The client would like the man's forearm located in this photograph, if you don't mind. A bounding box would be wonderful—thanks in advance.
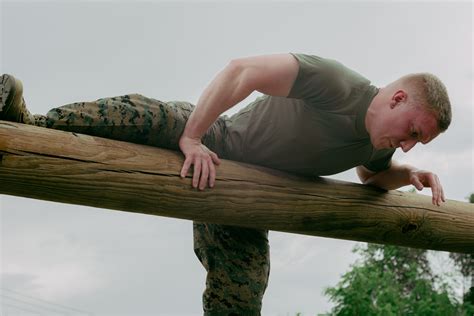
[182,60,254,139]
[364,161,417,190]
[360,160,445,205]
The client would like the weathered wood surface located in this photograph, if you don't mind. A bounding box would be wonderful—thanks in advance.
[0,121,473,253]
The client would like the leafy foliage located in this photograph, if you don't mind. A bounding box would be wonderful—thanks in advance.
[324,244,467,315]
[449,192,474,309]
[468,193,474,204]
[322,192,474,315]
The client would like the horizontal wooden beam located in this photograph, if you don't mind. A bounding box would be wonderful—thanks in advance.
[0,121,473,253]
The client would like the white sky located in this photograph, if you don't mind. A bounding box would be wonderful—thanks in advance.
[1,1,473,316]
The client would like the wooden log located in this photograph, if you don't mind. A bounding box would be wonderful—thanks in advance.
[0,121,473,253]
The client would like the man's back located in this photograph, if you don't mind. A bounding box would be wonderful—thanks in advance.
[224,53,395,176]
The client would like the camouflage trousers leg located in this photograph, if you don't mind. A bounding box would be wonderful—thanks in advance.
[34,94,224,151]
[33,94,270,315]
[194,224,270,316]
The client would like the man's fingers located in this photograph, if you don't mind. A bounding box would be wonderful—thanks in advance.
[180,147,219,190]
[436,176,442,206]
[438,176,445,202]
[430,177,438,206]
[199,160,209,190]
[431,186,439,206]
[193,158,202,188]
[412,177,424,191]
[210,152,221,165]
[434,175,442,206]
[411,171,445,206]
[180,157,192,178]
[209,160,216,188]
[435,175,445,205]
[429,175,442,206]
[429,176,437,205]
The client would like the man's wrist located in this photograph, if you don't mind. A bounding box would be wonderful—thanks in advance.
[181,130,202,140]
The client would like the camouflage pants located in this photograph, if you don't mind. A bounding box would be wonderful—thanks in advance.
[34,94,270,315]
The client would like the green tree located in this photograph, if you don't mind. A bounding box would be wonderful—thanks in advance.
[449,192,474,311]
[323,189,474,315]
[324,243,462,315]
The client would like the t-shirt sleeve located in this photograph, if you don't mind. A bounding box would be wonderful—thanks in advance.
[287,53,350,105]
[363,148,396,172]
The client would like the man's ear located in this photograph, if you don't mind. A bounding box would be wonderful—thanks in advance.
[390,90,407,108]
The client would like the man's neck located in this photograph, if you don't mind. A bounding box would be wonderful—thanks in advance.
[365,86,384,134]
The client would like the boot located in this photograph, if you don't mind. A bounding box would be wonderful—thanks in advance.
[0,74,35,124]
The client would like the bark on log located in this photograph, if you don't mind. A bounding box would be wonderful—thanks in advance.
[0,121,473,253]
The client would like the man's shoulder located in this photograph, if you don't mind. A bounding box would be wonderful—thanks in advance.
[291,53,370,83]
[288,52,372,106]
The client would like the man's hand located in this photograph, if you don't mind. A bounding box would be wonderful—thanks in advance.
[179,135,221,190]
[409,169,446,206]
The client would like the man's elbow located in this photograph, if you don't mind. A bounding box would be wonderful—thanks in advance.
[356,166,374,184]
[226,59,256,94]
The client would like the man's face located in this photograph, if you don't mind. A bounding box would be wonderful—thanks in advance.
[370,102,440,152]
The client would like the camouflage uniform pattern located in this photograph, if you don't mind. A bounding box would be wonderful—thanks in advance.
[33,94,270,315]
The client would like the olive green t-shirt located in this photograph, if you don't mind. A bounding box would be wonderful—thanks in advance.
[223,53,395,176]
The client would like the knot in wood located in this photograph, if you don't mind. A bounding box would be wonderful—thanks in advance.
[402,222,419,234]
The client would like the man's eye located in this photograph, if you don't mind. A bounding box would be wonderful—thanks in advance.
[411,131,419,139]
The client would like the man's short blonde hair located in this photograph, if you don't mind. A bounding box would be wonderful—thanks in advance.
[399,73,452,132]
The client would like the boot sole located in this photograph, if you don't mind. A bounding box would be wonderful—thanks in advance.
[0,74,24,119]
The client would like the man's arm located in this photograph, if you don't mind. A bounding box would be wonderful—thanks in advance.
[179,54,300,190]
[356,162,446,206]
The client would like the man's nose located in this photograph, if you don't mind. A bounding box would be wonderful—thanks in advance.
[400,139,417,152]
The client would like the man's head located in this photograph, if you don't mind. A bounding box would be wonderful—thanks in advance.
[366,73,452,152]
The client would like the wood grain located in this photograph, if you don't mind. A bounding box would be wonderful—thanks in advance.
[1,121,473,253]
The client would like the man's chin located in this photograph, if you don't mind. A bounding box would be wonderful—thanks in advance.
[371,140,381,149]
[372,142,389,150]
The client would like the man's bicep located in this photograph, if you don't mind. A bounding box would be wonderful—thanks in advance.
[232,53,299,97]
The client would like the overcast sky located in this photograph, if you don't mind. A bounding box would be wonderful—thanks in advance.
[1,1,473,316]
